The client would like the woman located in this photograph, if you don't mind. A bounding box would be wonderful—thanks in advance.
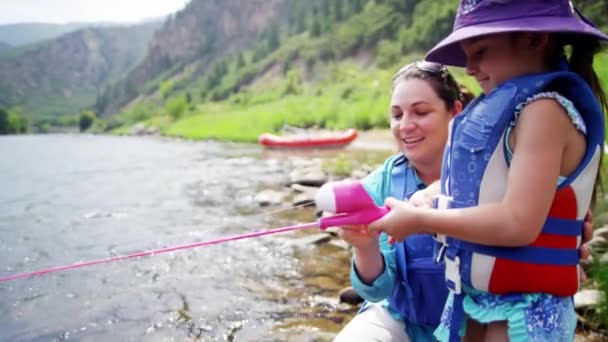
[334,61,473,342]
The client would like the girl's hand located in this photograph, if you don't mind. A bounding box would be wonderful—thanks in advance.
[368,197,422,242]
[340,225,378,251]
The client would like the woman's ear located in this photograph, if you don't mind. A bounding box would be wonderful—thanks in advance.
[452,100,463,117]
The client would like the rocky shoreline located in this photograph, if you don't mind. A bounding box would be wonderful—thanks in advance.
[254,153,607,340]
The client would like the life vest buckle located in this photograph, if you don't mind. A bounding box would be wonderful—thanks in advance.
[445,255,462,294]
[435,242,447,264]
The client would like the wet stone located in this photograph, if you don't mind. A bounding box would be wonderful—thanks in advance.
[593,226,608,240]
[254,189,288,206]
[289,234,332,247]
[339,286,364,305]
[289,168,328,187]
[574,289,602,310]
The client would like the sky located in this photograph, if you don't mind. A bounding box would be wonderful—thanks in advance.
[0,0,191,25]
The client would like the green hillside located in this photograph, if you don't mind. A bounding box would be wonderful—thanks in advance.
[98,0,606,143]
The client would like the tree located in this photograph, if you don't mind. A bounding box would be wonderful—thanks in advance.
[334,0,344,21]
[321,0,331,18]
[0,108,8,134]
[267,24,280,51]
[79,111,96,132]
[351,0,365,14]
[8,107,27,133]
[236,52,246,68]
[310,16,322,37]
[252,43,268,63]
[295,10,307,34]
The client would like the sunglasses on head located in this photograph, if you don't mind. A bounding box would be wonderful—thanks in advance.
[392,60,448,81]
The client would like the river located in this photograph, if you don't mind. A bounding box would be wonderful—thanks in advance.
[0,134,393,342]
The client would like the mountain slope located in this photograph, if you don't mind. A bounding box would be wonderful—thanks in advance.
[0,22,92,47]
[97,0,287,115]
[0,21,161,119]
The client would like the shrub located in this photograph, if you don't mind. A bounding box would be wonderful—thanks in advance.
[166,95,188,120]
[159,80,174,99]
[376,40,401,69]
[79,111,96,132]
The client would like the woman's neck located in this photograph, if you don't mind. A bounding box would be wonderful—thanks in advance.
[412,161,442,186]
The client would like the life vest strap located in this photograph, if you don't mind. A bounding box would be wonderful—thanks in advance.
[457,241,579,265]
[437,197,581,266]
[541,217,583,236]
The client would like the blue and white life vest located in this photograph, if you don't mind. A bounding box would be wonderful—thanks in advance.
[385,154,449,327]
[434,72,604,341]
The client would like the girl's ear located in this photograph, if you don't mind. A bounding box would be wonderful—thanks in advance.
[528,33,550,51]
[452,100,463,117]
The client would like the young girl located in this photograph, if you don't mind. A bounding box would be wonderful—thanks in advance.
[368,1,608,341]
[334,61,473,342]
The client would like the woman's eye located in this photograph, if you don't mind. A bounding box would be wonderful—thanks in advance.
[415,111,429,116]
[392,112,402,120]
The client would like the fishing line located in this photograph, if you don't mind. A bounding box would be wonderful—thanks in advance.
[0,200,315,283]
[0,180,388,283]
[0,221,319,283]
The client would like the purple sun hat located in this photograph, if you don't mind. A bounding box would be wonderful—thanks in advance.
[425,0,608,67]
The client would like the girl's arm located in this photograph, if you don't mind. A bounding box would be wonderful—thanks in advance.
[371,99,579,246]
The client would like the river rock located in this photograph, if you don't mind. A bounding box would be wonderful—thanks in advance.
[599,252,608,264]
[289,233,332,247]
[339,286,364,305]
[324,227,341,237]
[587,236,608,253]
[574,289,602,310]
[129,123,160,136]
[291,183,320,192]
[288,168,327,187]
[593,226,608,240]
[292,185,318,207]
[254,189,287,206]
[292,192,316,207]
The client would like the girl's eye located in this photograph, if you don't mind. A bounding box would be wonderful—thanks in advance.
[474,47,486,58]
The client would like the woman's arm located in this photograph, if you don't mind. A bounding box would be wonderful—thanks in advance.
[350,233,397,302]
[346,166,398,300]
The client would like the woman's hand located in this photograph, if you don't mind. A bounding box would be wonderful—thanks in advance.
[580,209,594,282]
[409,181,440,208]
[341,225,384,284]
[340,225,378,251]
[368,197,423,242]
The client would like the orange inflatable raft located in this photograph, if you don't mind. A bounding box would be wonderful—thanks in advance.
[258,128,358,148]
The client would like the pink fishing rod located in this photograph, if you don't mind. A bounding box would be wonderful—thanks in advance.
[0,180,388,283]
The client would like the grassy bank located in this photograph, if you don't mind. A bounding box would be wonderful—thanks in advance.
[127,52,607,143]
[164,61,398,142]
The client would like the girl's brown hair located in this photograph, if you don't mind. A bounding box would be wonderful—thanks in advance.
[547,33,607,206]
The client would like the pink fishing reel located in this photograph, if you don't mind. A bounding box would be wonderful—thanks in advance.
[315,180,390,230]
